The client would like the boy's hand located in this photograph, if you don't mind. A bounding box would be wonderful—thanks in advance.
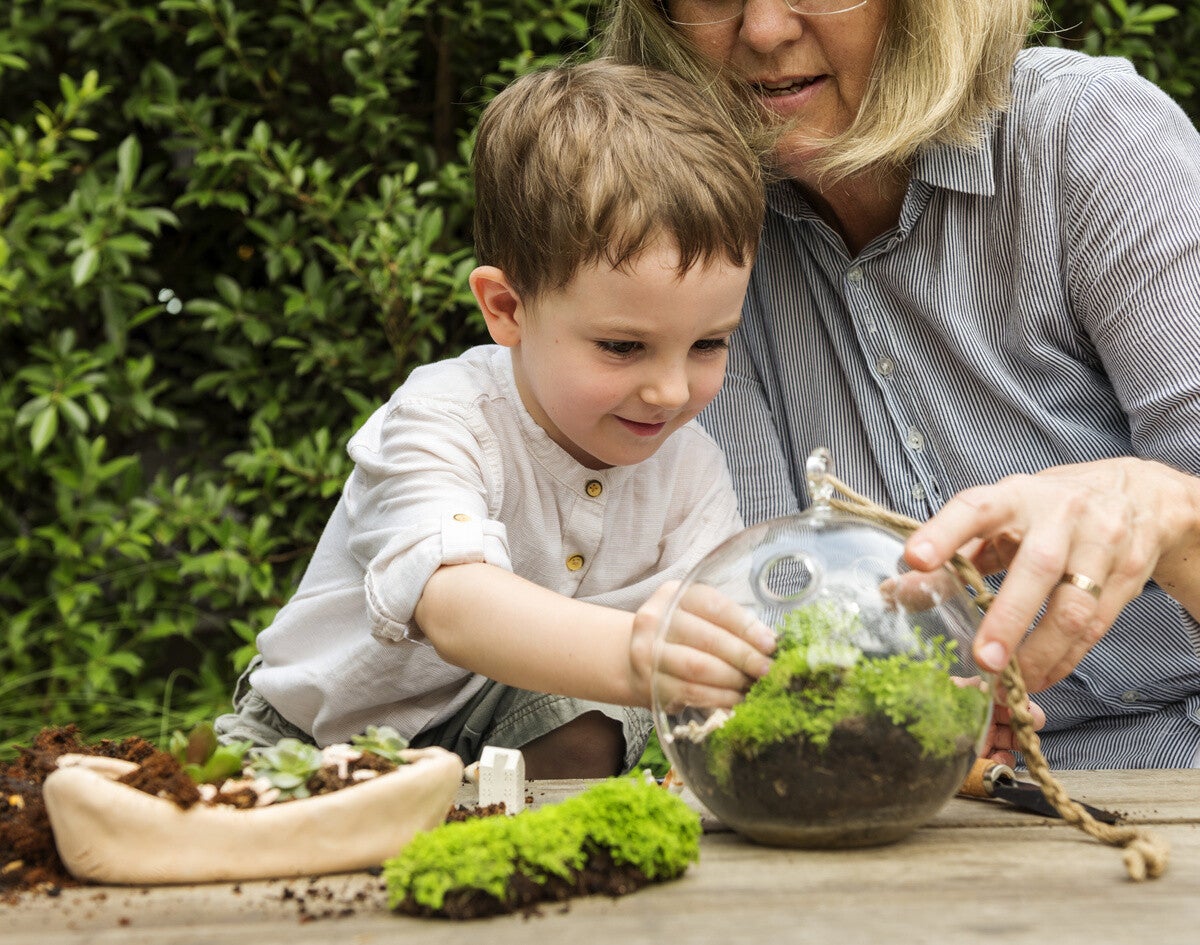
[982,689,1047,768]
[630,582,776,713]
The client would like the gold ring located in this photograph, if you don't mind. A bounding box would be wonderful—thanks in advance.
[1060,572,1102,599]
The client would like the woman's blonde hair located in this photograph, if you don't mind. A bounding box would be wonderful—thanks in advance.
[596,0,1035,180]
[473,58,764,303]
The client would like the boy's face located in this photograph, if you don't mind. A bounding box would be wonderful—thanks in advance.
[499,241,750,469]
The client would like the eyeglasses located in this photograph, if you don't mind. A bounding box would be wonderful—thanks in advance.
[664,0,869,27]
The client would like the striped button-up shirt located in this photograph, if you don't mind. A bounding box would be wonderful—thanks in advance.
[701,46,1200,768]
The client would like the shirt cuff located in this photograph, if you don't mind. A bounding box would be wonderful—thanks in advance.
[366,512,511,643]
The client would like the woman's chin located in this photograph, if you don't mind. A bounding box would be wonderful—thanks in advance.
[774,138,832,178]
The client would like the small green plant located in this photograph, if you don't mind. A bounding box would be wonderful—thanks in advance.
[351,725,410,765]
[383,776,701,915]
[635,730,671,780]
[705,603,990,786]
[249,737,324,799]
[167,721,251,785]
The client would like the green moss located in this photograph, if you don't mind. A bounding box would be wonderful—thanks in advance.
[383,776,701,913]
[706,602,990,786]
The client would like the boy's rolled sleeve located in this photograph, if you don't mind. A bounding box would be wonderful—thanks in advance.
[365,512,512,643]
[347,397,513,643]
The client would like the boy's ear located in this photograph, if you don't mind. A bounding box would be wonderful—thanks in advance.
[470,266,524,347]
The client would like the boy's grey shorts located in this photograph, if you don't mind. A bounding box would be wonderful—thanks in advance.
[214,658,653,774]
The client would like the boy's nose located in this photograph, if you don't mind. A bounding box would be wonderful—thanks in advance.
[641,366,690,410]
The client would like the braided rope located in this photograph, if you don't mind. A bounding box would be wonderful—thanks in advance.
[825,474,1169,881]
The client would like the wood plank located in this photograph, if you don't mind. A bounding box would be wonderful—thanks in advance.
[5,771,1197,945]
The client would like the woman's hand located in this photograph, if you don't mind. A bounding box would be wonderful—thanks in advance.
[905,457,1200,693]
[630,582,776,712]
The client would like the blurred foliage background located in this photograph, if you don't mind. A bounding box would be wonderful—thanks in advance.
[2,0,1197,757]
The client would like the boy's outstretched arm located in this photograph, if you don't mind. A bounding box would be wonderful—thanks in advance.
[413,563,774,709]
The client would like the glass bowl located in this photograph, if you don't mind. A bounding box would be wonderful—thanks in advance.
[652,450,992,848]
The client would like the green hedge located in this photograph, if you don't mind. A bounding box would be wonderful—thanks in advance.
[2,0,1196,755]
[0,0,596,753]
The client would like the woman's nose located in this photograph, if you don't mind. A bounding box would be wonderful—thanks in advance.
[738,0,807,54]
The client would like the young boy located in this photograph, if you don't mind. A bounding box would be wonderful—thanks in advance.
[215,59,773,778]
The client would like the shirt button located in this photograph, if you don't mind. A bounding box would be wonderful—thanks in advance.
[452,513,470,522]
[911,483,926,501]
[846,267,864,285]
[906,428,925,451]
[585,480,603,498]
[875,356,895,377]
[1120,690,1140,704]
[566,554,585,572]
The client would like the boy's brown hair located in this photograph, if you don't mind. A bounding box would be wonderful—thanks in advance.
[472,58,764,303]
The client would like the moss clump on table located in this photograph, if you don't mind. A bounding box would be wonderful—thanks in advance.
[383,775,701,919]
[707,603,989,787]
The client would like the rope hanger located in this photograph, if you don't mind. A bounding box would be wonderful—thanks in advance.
[819,466,1169,882]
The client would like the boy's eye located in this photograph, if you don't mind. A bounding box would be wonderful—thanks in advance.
[693,338,729,353]
[596,340,642,356]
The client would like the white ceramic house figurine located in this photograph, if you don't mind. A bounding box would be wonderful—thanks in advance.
[474,746,525,814]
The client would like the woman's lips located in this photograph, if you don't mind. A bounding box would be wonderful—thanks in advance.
[753,75,825,114]
[617,417,667,437]
[756,75,820,96]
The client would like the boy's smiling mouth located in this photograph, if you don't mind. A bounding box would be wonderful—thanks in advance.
[617,417,668,437]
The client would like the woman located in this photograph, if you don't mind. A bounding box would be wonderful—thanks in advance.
[600,0,1200,767]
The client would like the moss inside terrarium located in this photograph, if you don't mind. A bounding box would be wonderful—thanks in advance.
[705,602,989,788]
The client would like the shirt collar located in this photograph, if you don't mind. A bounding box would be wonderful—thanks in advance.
[765,117,999,221]
[911,118,998,196]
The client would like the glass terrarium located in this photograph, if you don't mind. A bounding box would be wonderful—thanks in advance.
[652,449,992,848]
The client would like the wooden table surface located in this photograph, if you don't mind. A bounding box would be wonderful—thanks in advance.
[6,769,1199,945]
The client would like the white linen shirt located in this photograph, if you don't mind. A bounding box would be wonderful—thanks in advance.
[251,344,744,746]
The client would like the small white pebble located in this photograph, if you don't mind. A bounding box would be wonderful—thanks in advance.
[671,708,732,743]
[321,744,362,781]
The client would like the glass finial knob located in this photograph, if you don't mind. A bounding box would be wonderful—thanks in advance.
[805,447,835,508]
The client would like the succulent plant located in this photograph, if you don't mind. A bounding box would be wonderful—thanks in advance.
[351,725,411,765]
[250,738,324,799]
[168,722,252,785]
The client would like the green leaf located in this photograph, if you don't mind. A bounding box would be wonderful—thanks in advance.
[30,408,59,454]
[72,248,100,287]
[59,398,90,432]
[116,135,142,193]
[1139,5,1180,23]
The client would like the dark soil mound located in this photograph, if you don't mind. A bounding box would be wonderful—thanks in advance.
[1,726,159,899]
[676,712,973,848]
[392,846,650,920]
